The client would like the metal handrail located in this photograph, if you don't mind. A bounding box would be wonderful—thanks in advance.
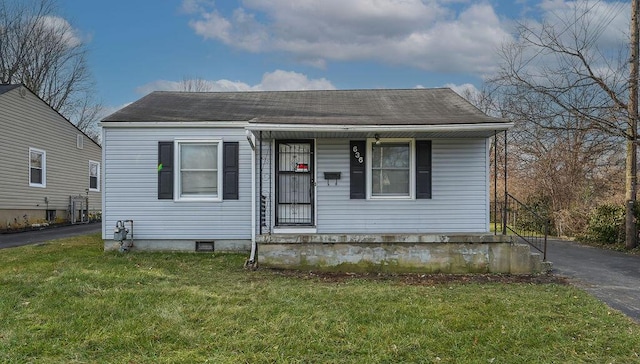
[506,193,547,221]
[499,194,550,261]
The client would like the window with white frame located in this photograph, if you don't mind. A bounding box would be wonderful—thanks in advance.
[368,139,413,198]
[176,141,221,200]
[29,148,46,187]
[89,161,100,191]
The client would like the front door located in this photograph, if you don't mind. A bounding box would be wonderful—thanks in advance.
[275,140,314,226]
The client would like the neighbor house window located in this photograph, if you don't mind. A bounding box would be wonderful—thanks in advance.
[89,161,100,191]
[176,141,222,201]
[29,148,46,187]
[367,139,413,199]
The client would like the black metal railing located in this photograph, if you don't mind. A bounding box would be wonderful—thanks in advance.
[493,194,550,261]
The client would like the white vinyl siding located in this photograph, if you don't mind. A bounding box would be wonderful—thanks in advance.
[313,138,489,233]
[102,127,251,240]
[29,147,46,187]
[105,130,490,240]
[256,137,489,235]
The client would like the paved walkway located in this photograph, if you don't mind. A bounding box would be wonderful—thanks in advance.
[0,222,101,249]
[547,239,640,322]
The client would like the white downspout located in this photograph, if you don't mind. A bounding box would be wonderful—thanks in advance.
[247,130,257,266]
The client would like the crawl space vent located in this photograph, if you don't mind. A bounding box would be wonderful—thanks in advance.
[195,241,215,252]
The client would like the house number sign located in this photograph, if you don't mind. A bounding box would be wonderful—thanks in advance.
[352,145,363,164]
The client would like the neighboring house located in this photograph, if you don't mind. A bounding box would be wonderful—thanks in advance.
[0,84,102,230]
[102,89,545,273]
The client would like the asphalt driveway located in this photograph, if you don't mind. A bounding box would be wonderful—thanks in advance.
[0,222,101,249]
[547,239,640,322]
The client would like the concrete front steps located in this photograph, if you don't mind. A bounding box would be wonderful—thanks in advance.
[258,233,551,274]
[530,251,553,274]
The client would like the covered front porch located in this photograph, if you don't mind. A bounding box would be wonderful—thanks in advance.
[257,233,548,274]
[248,126,505,237]
[239,89,518,272]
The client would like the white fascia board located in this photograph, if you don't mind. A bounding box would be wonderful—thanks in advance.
[100,120,249,128]
[100,120,514,132]
[245,122,514,133]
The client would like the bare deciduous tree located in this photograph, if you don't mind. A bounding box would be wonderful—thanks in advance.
[0,0,102,141]
[72,92,103,141]
[179,76,215,92]
[491,0,635,245]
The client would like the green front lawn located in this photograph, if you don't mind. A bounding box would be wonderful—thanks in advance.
[1,234,639,363]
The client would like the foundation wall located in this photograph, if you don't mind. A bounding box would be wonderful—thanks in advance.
[258,234,541,274]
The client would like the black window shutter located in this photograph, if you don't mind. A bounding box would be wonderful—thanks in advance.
[416,140,432,199]
[223,142,239,200]
[350,140,366,199]
[158,142,174,199]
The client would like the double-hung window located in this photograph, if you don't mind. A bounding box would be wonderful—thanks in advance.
[176,141,222,201]
[367,139,414,199]
[29,148,46,187]
[351,138,430,200]
[89,161,100,191]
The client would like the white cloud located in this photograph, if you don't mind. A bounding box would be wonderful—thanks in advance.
[507,1,629,86]
[537,0,628,47]
[444,82,479,97]
[38,16,84,47]
[184,0,513,75]
[189,10,233,43]
[135,79,251,95]
[184,0,630,77]
[257,70,334,90]
[503,0,629,43]
[135,70,336,95]
[100,102,132,119]
[180,0,215,14]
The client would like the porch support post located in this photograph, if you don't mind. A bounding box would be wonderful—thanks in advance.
[494,130,498,235]
[259,131,263,235]
[249,131,257,263]
[502,130,508,235]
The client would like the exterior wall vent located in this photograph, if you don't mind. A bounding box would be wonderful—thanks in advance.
[195,241,215,252]
[77,134,84,149]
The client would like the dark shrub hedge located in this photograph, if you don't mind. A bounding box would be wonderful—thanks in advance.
[580,204,626,245]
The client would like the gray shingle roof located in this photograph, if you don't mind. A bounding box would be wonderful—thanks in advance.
[0,84,21,96]
[103,88,507,125]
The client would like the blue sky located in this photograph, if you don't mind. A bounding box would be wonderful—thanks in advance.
[55,0,629,115]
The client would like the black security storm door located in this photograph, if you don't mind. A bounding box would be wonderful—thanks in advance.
[275,140,314,226]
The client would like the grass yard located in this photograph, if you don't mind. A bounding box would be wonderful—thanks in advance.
[1,234,639,363]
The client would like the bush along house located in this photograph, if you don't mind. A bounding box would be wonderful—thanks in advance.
[101,88,546,273]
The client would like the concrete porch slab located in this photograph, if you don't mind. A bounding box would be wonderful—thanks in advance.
[257,233,512,245]
[257,233,541,274]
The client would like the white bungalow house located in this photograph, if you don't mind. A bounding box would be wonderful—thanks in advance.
[101,88,543,273]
